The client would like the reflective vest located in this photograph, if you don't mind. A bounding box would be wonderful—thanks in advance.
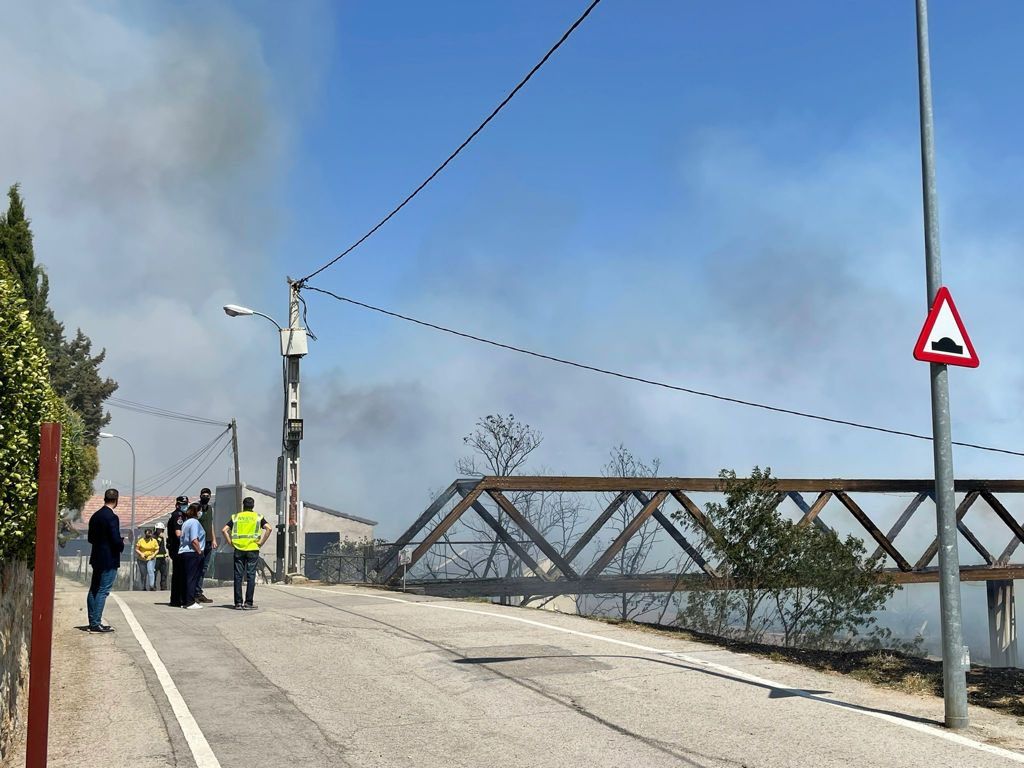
[230,511,262,551]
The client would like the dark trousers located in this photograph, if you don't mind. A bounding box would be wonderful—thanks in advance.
[170,554,184,606]
[155,557,168,590]
[180,551,203,607]
[198,541,214,593]
[233,550,260,606]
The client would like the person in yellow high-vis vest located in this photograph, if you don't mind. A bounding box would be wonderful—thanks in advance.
[221,497,272,610]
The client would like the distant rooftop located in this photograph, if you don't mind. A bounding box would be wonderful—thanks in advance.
[76,495,177,531]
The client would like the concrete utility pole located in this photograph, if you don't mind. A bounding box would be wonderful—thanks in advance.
[914,0,968,729]
[230,416,242,510]
[282,279,307,576]
[223,301,301,580]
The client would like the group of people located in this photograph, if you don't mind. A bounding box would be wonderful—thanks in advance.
[165,488,219,608]
[132,524,168,590]
[86,487,275,633]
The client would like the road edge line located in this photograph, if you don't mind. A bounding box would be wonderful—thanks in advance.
[112,594,222,768]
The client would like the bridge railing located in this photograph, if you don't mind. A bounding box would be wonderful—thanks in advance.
[372,477,1024,598]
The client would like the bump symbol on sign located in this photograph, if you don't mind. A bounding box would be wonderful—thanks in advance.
[913,286,979,368]
[931,337,963,355]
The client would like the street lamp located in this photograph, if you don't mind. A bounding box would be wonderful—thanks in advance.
[99,432,136,591]
[223,299,300,582]
[223,303,283,330]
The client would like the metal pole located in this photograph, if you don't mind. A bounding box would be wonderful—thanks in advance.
[129,440,136,591]
[915,0,968,729]
[104,433,138,590]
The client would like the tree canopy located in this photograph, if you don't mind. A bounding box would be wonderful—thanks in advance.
[0,184,114,557]
[0,185,117,442]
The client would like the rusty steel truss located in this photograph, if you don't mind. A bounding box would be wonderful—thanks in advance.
[373,477,1024,598]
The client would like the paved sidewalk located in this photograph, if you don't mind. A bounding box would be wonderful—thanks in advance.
[3,580,178,768]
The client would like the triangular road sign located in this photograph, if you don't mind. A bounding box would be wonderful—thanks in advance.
[913,286,979,367]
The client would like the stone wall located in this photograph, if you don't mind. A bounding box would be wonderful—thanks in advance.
[0,561,31,765]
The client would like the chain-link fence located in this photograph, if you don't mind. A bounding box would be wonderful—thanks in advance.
[302,552,374,584]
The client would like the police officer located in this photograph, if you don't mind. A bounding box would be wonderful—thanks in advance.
[167,495,188,607]
[221,497,272,610]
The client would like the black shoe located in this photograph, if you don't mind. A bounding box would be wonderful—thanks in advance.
[197,594,213,604]
[243,604,256,611]
[88,625,114,633]
[234,604,243,610]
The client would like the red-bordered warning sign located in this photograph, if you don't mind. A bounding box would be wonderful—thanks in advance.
[913,286,979,367]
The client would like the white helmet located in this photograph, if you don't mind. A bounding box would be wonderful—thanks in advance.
[154,522,166,531]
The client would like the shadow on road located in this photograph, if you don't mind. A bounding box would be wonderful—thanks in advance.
[454,653,942,726]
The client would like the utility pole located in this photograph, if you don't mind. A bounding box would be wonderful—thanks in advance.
[282,279,307,577]
[230,417,242,510]
[915,0,968,729]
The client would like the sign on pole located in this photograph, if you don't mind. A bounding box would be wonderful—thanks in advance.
[913,286,979,368]
[399,547,412,593]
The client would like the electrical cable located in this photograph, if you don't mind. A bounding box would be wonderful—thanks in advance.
[302,285,1024,458]
[136,430,231,495]
[137,439,223,493]
[138,441,229,497]
[298,292,318,342]
[174,437,234,499]
[295,0,604,284]
[107,397,228,427]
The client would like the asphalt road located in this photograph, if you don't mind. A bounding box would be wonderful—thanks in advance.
[23,581,1024,768]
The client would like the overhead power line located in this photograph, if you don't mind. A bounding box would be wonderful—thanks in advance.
[137,432,224,491]
[302,285,1024,458]
[107,397,228,427]
[296,0,604,285]
[174,438,234,499]
[136,429,231,495]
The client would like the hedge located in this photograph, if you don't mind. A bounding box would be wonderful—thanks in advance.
[0,265,91,563]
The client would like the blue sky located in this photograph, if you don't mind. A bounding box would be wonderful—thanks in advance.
[3,1,1024,538]
[282,0,1023,292]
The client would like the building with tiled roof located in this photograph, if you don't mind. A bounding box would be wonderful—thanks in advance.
[75,495,179,533]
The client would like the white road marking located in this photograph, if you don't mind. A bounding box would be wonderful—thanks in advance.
[112,595,222,768]
[280,585,1024,764]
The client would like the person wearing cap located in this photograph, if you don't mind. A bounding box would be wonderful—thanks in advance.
[135,528,159,591]
[221,496,272,610]
[153,522,169,590]
[194,487,217,604]
[167,495,189,607]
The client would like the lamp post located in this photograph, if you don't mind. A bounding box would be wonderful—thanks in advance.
[224,287,308,581]
[914,0,968,729]
[99,432,136,591]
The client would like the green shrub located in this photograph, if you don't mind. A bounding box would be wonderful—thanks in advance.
[0,266,53,562]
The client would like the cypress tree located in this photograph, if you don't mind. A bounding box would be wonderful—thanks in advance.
[0,184,117,442]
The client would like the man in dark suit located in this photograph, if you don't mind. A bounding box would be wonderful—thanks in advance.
[87,488,124,633]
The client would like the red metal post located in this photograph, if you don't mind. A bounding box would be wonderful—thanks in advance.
[25,422,61,768]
